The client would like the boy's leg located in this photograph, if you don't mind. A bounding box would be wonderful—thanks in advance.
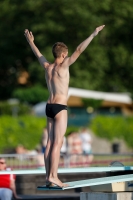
[44,117,54,184]
[48,110,67,187]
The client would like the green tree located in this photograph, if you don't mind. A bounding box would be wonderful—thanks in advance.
[0,0,133,101]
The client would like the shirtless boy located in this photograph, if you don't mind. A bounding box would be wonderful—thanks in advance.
[24,25,105,187]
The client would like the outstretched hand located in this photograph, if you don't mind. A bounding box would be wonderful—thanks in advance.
[93,25,105,37]
[24,29,34,43]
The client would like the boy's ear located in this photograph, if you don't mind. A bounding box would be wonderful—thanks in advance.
[61,53,65,58]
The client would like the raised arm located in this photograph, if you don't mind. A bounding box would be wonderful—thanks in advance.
[24,29,49,68]
[65,25,105,67]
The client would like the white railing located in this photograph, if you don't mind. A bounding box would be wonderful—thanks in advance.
[0,153,133,170]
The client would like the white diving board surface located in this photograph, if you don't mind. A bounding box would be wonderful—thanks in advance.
[0,166,133,175]
[37,174,133,190]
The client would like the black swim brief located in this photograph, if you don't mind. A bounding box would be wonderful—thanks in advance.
[45,103,67,119]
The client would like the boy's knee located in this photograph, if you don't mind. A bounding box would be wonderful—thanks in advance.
[54,139,63,147]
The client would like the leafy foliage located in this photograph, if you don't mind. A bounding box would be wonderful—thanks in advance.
[0,101,31,115]
[82,98,103,109]
[0,115,46,153]
[0,0,133,101]
[13,85,49,104]
[90,115,133,148]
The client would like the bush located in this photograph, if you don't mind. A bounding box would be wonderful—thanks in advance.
[0,101,31,116]
[0,115,47,153]
[90,115,133,148]
[12,85,49,104]
[81,98,103,109]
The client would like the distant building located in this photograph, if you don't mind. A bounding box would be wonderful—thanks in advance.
[67,87,133,116]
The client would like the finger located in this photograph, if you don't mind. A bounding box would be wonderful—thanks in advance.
[101,25,105,29]
[98,25,105,31]
[24,29,29,34]
[24,32,30,38]
[27,31,30,37]
[30,32,34,37]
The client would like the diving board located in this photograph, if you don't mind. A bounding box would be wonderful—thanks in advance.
[37,174,133,190]
[0,166,133,175]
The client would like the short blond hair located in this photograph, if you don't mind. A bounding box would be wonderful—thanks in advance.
[52,42,68,58]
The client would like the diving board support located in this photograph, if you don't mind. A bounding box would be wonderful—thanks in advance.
[37,174,133,190]
[80,192,133,200]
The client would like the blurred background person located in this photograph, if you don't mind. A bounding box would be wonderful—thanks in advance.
[35,145,44,168]
[60,136,67,167]
[60,136,67,156]
[41,127,48,153]
[79,127,93,166]
[15,144,27,155]
[68,132,82,167]
[0,158,20,200]
[15,144,27,161]
[15,144,37,162]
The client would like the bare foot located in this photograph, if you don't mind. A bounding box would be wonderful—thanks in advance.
[46,180,51,187]
[62,183,69,187]
[46,181,57,187]
[48,177,69,188]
